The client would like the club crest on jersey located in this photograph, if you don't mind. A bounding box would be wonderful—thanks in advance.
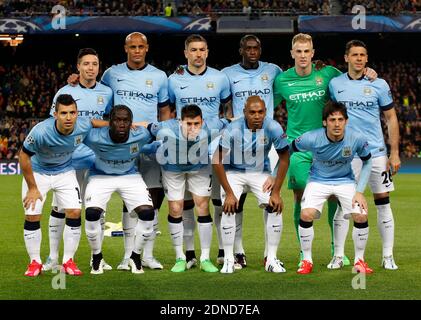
[146,79,153,87]
[97,95,104,105]
[74,135,83,146]
[363,87,372,96]
[261,73,269,82]
[26,135,35,145]
[259,135,269,145]
[130,143,139,154]
[315,77,323,86]
[342,146,352,157]
[206,82,214,90]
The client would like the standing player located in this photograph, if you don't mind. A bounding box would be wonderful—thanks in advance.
[329,40,400,270]
[273,33,373,265]
[221,34,282,268]
[293,101,373,274]
[20,94,107,276]
[43,48,113,272]
[147,105,226,273]
[213,96,289,274]
[83,105,155,274]
[100,32,170,270]
[168,34,231,269]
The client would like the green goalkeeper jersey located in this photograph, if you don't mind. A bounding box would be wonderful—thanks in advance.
[273,64,342,141]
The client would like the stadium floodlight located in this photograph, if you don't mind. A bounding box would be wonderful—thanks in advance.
[0,34,24,46]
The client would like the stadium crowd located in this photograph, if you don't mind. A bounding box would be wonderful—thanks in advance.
[341,0,421,15]
[1,0,332,17]
[0,59,420,160]
[2,0,421,17]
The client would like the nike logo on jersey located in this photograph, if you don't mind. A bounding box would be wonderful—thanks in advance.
[382,219,392,224]
[272,224,281,228]
[338,90,345,93]
[300,235,311,238]
[222,226,233,230]
[357,233,368,237]
[180,86,188,90]
[385,183,392,188]
[233,80,241,84]
[117,79,125,82]
[288,82,298,86]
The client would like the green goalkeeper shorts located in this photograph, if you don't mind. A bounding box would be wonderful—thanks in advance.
[287,151,312,190]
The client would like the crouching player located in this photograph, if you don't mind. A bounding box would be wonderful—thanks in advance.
[293,101,373,274]
[213,96,289,274]
[83,105,155,274]
[146,104,226,273]
[20,94,108,276]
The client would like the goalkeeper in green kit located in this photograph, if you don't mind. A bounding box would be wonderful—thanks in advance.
[273,33,377,266]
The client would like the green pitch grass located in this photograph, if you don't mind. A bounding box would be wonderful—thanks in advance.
[0,174,420,300]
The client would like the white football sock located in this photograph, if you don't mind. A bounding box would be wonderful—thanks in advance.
[299,225,314,263]
[168,220,185,260]
[134,219,154,254]
[197,220,213,261]
[234,211,245,254]
[263,209,268,257]
[62,220,81,263]
[352,226,369,264]
[85,219,102,255]
[122,210,137,260]
[183,208,195,252]
[100,211,106,243]
[333,206,349,257]
[266,211,283,261]
[142,209,158,260]
[213,204,223,250]
[376,202,394,257]
[24,226,42,263]
[221,213,236,263]
[48,214,65,260]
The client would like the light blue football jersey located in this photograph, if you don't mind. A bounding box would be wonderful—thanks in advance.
[23,117,93,174]
[84,127,153,176]
[168,66,231,123]
[101,63,169,122]
[329,73,394,158]
[50,82,113,170]
[222,61,282,119]
[293,127,371,184]
[220,117,288,172]
[149,118,228,172]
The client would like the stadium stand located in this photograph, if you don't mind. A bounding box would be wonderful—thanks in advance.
[1,0,332,17]
[340,0,421,15]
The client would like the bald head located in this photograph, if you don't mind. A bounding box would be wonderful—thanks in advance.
[125,32,149,69]
[245,96,266,110]
[125,32,147,45]
[244,96,266,130]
